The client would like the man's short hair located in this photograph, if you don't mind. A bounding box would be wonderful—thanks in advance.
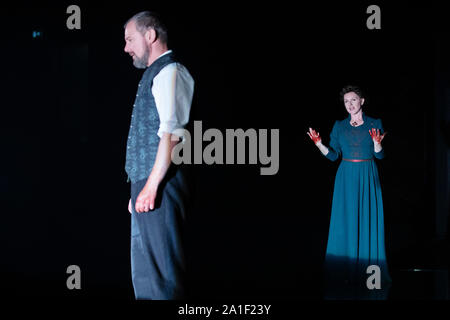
[124,11,168,44]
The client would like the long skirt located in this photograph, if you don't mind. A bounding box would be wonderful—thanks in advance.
[323,159,391,299]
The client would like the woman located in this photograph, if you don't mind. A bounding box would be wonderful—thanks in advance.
[307,85,391,298]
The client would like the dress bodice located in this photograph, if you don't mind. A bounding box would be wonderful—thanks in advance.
[324,113,385,161]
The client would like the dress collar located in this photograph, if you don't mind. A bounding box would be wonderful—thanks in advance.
[347,112,366,126]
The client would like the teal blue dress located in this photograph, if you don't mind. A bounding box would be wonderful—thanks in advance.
[322,112,391,298]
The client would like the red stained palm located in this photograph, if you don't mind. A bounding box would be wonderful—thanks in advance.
[307,128,322,145]
[369,128,387,144]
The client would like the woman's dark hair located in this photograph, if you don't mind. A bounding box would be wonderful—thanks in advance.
[124,11,169,44]
[340,85,364,102]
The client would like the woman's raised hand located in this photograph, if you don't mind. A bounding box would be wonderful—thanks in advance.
[369,128,387,144]
[307,128,322,145]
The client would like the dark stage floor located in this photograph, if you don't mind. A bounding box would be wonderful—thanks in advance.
[3,239,448,300]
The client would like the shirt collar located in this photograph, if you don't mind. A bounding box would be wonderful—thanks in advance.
[156,50,173,60]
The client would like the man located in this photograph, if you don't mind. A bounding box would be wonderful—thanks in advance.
[123,11,194,300]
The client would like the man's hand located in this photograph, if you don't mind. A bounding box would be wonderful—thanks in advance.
[135,179,159,213]
[131,132,179,214]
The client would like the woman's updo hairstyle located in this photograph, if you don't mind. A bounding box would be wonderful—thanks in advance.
[340,85,364,102]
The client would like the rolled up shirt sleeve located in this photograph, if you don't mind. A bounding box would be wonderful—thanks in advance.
[152,62,195,141]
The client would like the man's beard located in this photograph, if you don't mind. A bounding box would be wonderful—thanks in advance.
[133,47,150,69]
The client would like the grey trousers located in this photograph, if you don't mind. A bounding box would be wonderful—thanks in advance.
[130,166,189,299]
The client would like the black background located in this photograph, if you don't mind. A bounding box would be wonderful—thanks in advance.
[1,0,449,301]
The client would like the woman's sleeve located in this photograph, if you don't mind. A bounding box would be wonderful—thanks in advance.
[373,118,385,159]
[324,121,341,162]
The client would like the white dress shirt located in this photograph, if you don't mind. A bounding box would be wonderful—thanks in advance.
[151,50,194,141]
